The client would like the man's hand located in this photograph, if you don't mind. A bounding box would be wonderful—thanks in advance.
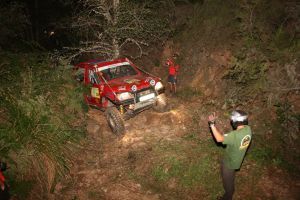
[208,112,217,126]
[208,112,224,142]
[0,182,5,191]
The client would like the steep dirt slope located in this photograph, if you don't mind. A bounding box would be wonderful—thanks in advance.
[53,99,188,200]
[52,96,300,200]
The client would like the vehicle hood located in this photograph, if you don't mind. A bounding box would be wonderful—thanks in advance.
[108,75,157,92]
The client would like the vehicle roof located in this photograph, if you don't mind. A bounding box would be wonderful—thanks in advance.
[77,58,131,69]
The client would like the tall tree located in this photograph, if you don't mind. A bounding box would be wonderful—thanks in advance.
[71,0,171,59]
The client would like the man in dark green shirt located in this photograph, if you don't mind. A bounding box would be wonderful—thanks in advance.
[208,110,252,200]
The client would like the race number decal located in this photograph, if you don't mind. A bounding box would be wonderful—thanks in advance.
[240,135,251,149]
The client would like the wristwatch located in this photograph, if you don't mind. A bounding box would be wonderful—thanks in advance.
[208,121,216,127]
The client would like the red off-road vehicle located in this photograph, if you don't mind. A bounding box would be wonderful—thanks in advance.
[74,58,167,135]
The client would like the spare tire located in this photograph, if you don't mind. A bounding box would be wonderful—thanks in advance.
[105,107,125,135]
[153,94,168,112]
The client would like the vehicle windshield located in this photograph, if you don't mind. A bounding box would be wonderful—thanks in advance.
[99,64,138,81]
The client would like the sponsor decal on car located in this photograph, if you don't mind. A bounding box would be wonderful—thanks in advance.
[124,79,140,84]
[118,86,126,91]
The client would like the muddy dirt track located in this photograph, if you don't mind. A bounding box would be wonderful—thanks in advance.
[53,98,190,200]
[53,97,300,200]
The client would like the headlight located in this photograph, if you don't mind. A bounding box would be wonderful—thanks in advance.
[117,92,134,101]
[154,81,163,90]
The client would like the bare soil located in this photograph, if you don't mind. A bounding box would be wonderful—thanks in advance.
[52,96,300,200]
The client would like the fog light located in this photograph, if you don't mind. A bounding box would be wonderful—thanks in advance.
[155,81,163,90]
[129,104,135,110]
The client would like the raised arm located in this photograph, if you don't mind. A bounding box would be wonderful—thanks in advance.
[208,112,224,142]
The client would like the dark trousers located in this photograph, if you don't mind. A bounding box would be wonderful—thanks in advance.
[0,184,10,200]
[221,161,235,200]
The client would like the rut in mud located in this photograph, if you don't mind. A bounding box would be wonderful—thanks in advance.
[53,98,188,200]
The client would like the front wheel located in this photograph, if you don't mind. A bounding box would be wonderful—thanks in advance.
[105,107,125,135]
[153,94,168,112]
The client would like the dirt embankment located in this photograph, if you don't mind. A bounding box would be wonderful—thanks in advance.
[52,94,300,200]
[53,99,188,200]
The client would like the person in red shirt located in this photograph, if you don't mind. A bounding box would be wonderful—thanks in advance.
[0,161,9,200]
[166,57,180,94]
[0,171,5,191]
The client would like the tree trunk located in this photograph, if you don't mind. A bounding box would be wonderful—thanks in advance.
[112,38,120,59]
[112,0,120,59]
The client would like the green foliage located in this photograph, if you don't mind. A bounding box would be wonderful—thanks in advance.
[177,0,236,49]
[248,145,274,165]
[6,174,33,198]
[248,102,300,174]
[177,0,298,92]
[274,101,300,148]
[224,53,268,86]
[0,53,86,197]
[273,25,294,50]
[150,139,223,198]
[87,190,105,199]
[234,0,299,62]
[176,86,203,100]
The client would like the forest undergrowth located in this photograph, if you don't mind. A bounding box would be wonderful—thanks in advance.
[173,0,300,174]
[0,53,86,199]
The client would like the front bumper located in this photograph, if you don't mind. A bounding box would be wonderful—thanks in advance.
[116,87,164,113]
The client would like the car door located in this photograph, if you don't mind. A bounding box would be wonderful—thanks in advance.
[84,69,103,107]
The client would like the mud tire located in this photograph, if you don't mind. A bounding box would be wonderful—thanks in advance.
[153,94,168,113]
[105,107,125,135]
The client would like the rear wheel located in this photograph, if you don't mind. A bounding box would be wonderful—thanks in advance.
[105,107,125,135]
[153,94,168,112]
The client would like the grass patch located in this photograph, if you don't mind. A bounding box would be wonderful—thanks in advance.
[87,190,105,199]
[176,86,203,100]
[6,172,34,199]
[149,139,223,198]
[0,53,86,198]
[248,146,274,165]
